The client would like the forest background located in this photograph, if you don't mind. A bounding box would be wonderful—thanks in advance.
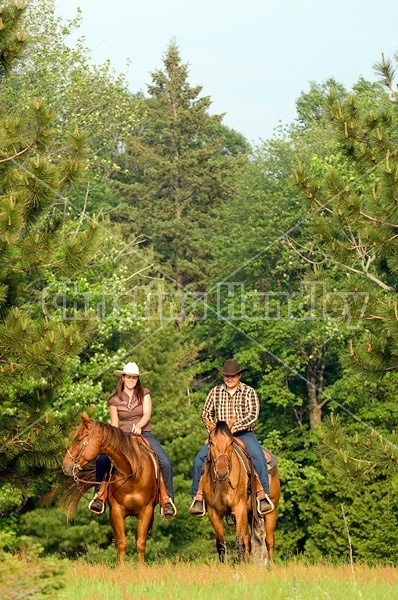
[1,0,398,570]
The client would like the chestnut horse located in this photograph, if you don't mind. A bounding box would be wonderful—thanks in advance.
[62,413,158,565]
[202,419,280,565]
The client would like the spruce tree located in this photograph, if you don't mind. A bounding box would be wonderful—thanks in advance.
[114,41,248,290]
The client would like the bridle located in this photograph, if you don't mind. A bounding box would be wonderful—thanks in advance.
[66,420,97,480]
[209,440,233,482]
[65,420,133,489]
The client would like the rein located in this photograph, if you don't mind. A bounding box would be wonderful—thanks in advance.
[72,470,133,488]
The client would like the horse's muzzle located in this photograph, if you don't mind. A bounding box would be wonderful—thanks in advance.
[215,469,230,481]
[62,461,73,476]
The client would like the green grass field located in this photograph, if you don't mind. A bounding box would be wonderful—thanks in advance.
[1,554,398,599]
[57,561,398,600]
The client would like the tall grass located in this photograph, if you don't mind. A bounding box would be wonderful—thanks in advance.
[57,561,398,600]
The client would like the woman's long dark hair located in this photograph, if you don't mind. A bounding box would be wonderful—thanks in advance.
[109,376,145,404]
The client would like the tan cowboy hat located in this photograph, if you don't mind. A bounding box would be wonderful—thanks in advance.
[217,359,248,377]
[113,362,148,377]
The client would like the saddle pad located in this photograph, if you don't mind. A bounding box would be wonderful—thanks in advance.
[232,442,277,472]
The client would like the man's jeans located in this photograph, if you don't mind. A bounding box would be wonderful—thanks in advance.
[191,430,269,497]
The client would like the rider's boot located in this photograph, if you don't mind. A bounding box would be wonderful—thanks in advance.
[88,481,108,515]
[189,476,206,517]
[159,472,177,519]
[255,474,274,515]
[88,479,108,515]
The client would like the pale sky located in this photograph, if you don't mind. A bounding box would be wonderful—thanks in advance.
[54,0,398,143]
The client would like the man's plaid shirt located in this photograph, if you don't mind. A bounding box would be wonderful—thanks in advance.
[201,382,260,433]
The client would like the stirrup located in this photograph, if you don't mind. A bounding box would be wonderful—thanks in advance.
[88,493,105,515]
[257,495,275,515]
[160,498,178,519]
[189,498,206,517]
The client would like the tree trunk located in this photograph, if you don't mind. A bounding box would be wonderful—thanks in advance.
[307,371,322,429]
[305,350,326,429]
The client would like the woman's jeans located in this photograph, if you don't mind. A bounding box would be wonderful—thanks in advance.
[191,430,270,497]
[95,431,174,499]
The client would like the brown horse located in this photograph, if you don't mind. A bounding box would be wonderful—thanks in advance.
[202,419,280,565]
[62,413,158,565]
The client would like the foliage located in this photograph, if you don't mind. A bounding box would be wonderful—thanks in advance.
[295,66,398,374]
[303,461,398,564]
[2,0,398,569]
[20,506,112,557]
[3,0,139,182]
[0,549,67,599]
[0,0,101,513]
[0,0,27,78]
[112,41,249,289]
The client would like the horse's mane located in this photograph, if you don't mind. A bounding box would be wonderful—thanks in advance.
[214,421,234,441]
[95,421,143,478]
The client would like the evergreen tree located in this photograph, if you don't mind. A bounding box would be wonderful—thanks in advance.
[293,65,398,501]
[295,67,398,374]
[196,108,350,430]
[114,41,248,290]
[0,1,99,484]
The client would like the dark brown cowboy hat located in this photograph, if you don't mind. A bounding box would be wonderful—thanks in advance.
[217,359,248,377]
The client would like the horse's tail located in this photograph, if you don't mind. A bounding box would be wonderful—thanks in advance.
[251,512,268,565]
[246,452,266,563]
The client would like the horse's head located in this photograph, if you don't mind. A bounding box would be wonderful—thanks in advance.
[204,418,236,481]
[62,413,100,477]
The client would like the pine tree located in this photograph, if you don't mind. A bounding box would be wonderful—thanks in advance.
[0,1,99,481]
[292,64,398,490]
[295,68,398,374]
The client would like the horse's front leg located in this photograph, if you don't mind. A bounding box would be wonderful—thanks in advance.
[135,504,155,565]
[109,503,128,566]
[233,502,250,562]
[207,506,226,562]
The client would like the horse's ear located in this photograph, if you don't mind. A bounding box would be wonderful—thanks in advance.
[227,417,237,431]
[203,418,216,433]
[81,412,91,425]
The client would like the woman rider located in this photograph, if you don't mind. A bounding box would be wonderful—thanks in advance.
[88,362,177,518]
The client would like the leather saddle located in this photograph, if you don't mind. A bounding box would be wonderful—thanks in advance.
[232,437,277,472]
